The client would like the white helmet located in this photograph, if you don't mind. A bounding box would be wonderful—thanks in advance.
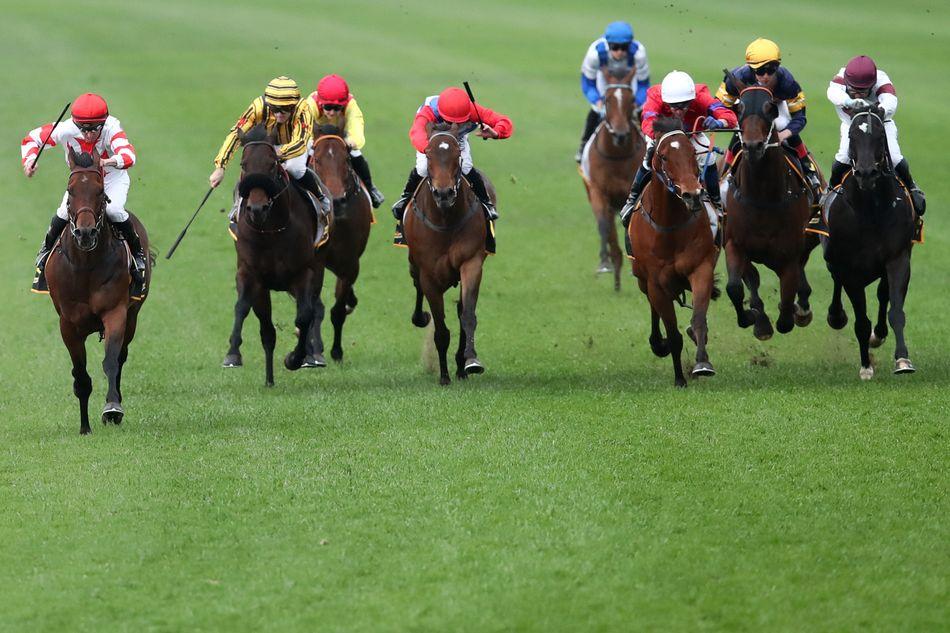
[660,70,696,104]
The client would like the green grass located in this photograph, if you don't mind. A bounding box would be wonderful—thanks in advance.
[1,1,948,630]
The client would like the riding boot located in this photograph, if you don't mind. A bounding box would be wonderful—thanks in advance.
[576,109,602,162]
[465,168,498,220]
[620,164,652,228]
[350,154,384,208]
[298,168,331,215]
[113,218,147,284]
[828,160,850,190]
[800,154,822,194]
[392,168,422,246]
[33,215,69,291]
[894,159,926,215]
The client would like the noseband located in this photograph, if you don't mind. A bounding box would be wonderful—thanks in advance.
[426,131,462,198]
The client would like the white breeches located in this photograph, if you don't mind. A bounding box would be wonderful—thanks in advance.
[644,134,716,170]
[773,101,792,132]
[415,136,473,177]
[835,118,903,165]
[56,167,129,222]
[283,152,309,179]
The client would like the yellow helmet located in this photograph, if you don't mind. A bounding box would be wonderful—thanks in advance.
[263,76,301,107]
[745,38,781,69]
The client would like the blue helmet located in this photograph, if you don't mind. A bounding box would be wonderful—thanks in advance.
[604,21,634,44]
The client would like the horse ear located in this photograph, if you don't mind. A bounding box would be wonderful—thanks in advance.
[450,122,460,136]
[623,66,638,85]
[91,147,101,165]
[67,145,77,168]
[724,68,747,93]
[425,121,434,137]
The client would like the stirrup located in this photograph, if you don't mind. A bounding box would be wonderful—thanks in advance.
[391,196,409,221]
[369,187,385,208]
[481,202,499,221]
[620,197,638,228]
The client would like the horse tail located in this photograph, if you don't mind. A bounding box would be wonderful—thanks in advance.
[711,273,721,300]
[148,247,158,268]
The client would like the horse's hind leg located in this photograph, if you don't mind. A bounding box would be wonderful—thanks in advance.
[60,321,92,435]
[115,310,139,403]
[285,270,316,372]
[795,235,818,327]
[743,263,773,340]
[455,300,467,379]
[886,255,914,373]
[224,271,253,367]
[689,264,716,377]
[775,261,801,334]
[827,276,848,329]
[304,292,327,368]
[459,258,485,375]
[330,268,357,362]
[725,242,757,330]
[250,288,277,386]
[607,213,623,292]
[870,276,889,348]
[842,282,873,379]
[101,307,128,425]
[592,195,613,275]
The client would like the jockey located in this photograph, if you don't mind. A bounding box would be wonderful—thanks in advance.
[23,93,146,290]
[209,76,329,214]
[309,74,385,208]
[619,71,737,227]
[826,55,925,214]
[576,20,650,162]
[391,86,513,244]
[717,38,822,192]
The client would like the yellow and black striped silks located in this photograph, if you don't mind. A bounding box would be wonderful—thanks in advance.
[213,96,313,169]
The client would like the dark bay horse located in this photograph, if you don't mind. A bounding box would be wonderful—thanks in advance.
[824,106,916,379]
[405,123,492,385]
[222,125,324,386]
[723,81,818,340]
[46,147,151,434]
[628,119,719,387]
[304,125,373,366]
[580,68,646,290]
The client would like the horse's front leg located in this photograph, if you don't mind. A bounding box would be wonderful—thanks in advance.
[647,280,685,387]
[795,233,818,327]
[250,287,276,387]
[591,191,613,275]
[458,257,485,375]
[223,270,253,367]
[305,290,327,368]
[689,263,716,377]
[410,264,430,328]
[775,260,801,334]
[842,282,873,379]
[886,254,914,374]
[284,268,316,372]
[725,241,757,330]
[59,320,92,435]
[870,276,889,348]
[421,275,451,386]
[100,306,128,425]
[743,263,773,341]
[827,275,848,330]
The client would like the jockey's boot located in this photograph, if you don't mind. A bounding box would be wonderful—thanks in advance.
[827,160,850,190]
[894,159,926,215]
[298,168,331,215]
[33,215,69,291]
[576,109,602,162]
[620,164,652,228]
[113,218,147,284]
[392,169,423,246]
[350,154,385,208]
[801,154,822,195]
[465,169,498,220]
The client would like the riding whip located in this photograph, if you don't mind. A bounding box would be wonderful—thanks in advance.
[462,81,488,141]
[31,102,71,171]
[165,187,215,259]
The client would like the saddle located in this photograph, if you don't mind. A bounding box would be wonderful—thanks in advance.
[228,185,333,249]
[818,171,924,244]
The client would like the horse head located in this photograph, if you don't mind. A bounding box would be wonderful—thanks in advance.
[603,67,637,146]
[651,117,702,212]
[238,125,285,225]
[425,122,462,209]
[311,124,356,207]
[735,83,779,161]
[848,105,888,191]
[66,146,106,251]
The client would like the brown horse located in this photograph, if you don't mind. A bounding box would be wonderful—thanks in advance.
[628,118,718,387]
[45,147,151,434]
[723,82,818,340]
[304,125,373,366]
[580,68,646,290]
[405,123,493,385]
[222,125,326,386]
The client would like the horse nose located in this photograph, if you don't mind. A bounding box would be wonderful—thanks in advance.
[613,132,629,145]
[746,140,764,156]
[434,187,454,201]
[682,189,703,208]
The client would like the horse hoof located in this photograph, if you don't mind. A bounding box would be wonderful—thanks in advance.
[793,307,813,328]
[776,316,794,335]
[869,332,886,348]
[894,358,916,374]
[222,354,243,368]
[859,366,874,381]
[80,426,91,435]
[827,311,848,330]
[650,338,671,358]
[302,353,327,369]
[330,348,343,362]
[738,309,757,329]
[412,312,431,328]
[439,375,451,386]
[345,304,356,315]
[464,358,485,375]
[102,402,124,425]
[674,378,688,389]
[284,352,304,371]
[265,380,274,388]
[691,362,716,377]
[753,320,774,341]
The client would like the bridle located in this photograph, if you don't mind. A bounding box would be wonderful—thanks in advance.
[426,131,463,199]
[312,134,361,208]
[641,130,703,232]
[66,166,107,250]
[736,86,782,151]
[849,110,890,175]
[239,140,289,220]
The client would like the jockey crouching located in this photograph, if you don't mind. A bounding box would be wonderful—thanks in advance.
[718,38,822,197]
[577,20,650,162]
[826,55,925,216]
[209,76,330,219]
[619,71,737,245]
[309,74,385,208]
[24,93,146,291]
[391,87,514,247]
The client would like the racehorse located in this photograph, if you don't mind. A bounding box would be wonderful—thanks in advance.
[723,78,818,341]
[222,125,326,386]
[823,105,916,379]
[46,147,151,434]
[405,122,492,385]
[579,67,646,290]
[628,118,718,387]
[304,125,373,366]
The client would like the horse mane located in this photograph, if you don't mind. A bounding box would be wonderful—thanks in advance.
[317,124,344,137]
[429,121,456,135]
[242,124,271,144]
[653,117,684,136]
[71,151,96,168]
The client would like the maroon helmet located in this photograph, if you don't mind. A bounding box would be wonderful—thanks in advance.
[843,56,878,90]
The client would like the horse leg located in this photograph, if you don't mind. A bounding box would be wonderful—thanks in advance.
[459,258,485,375]
[284,270,315,371]
[775,261,801,334]
[223,271,253,367]
[305,292,327,367]
[648,282,686,388]
[886,255,914,373]
[725,241,757,330]
[410,264,431,328]
[115,310,139,403]
[795,235,818,327]
[648,304,670,357]
[743,263,773,340]
[827,276,848,329]
[870,276,889,348]
[455,300,467,379]
[330,268,356,362]
[100,307,128,425]
[421,278,451,386]
[592,193,613,275]
[250,287,277,386]
[689,264,716,377]
[842,282,873,379]
[60,321,92,435]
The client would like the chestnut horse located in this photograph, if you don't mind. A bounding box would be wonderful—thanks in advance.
[580,68,646,290]
[405,122,493,385]
[46,147,151,434]
[222,125,326,386]
[723,80,818,340]
[824,106,916,379]
[628,118,718,387]
[303,125,373,366]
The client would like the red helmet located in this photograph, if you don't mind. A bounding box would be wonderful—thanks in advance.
[843,56,878,90]
[316,74,350,107]
[71,93,109,124]
[437,87,472,123]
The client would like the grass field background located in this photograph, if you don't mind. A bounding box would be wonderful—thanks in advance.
[1,1,947,630]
